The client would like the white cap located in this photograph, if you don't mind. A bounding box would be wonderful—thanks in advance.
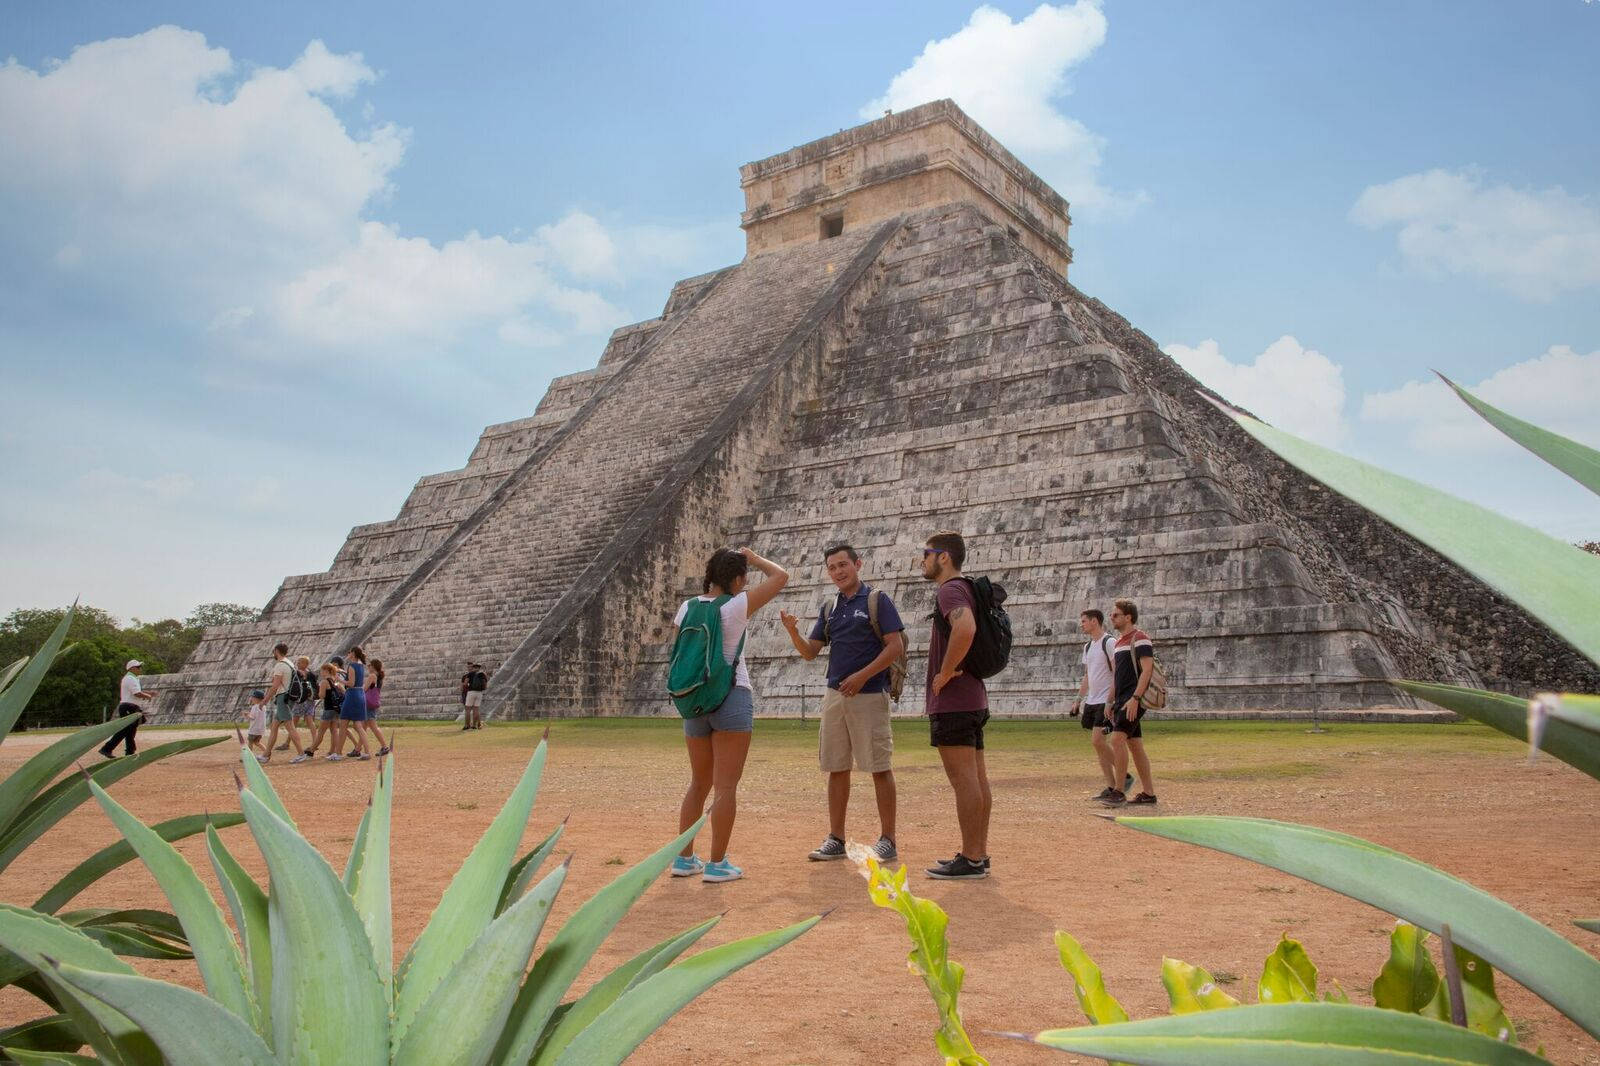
[125,660,142,670]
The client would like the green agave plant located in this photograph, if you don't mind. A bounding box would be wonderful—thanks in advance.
[0,608,238,1057]
[0,734,819,1064]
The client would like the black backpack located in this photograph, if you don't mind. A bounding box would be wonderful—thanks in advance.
[287,671,313,704]
[936,576,1012,680]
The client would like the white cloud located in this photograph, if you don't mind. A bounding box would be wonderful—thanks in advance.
[1351,169,1600,302]
[78,469,197,502]
[536,211,618,281]
[1164,335,1349,446]
[1360,345,1600,454]
[862,2,1142,215]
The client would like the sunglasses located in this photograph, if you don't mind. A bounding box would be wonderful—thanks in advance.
[922,548,945,558]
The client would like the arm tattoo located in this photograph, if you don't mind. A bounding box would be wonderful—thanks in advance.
[947,606,971,623]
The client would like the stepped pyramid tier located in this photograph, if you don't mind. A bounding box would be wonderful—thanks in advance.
[148,100,1598,722]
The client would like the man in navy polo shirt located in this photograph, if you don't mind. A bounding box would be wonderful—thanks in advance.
[781,542,905,864]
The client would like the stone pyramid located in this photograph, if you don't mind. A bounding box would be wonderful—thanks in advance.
[151,100,1557,722]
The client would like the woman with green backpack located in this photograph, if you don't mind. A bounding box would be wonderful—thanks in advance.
[667,545,788,883]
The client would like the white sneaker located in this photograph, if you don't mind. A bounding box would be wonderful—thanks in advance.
[290,754,311,764]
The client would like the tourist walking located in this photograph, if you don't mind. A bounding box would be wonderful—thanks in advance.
[100,659,154,759]
[310,663,345,758]
[920,531,992,880]
[364,658,391,755]
[1100,599,1158,806]
[462,662,489,730]
[290,656,317,735]
[244,690,268,755]
[254,643,303,763]
[669,546,788,884]
[338,647,374,760]
[779,542,903,864]
[1071,609,1129,799]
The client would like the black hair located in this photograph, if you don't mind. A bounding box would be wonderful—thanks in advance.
[273,642,289,656]
[347,646,367,664]
[1080,608,1104,625]
[925,530,966,570]
[702,547,748,594]
[823,542,859,563]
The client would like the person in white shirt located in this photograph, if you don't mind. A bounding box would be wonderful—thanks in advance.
[100,660,155,759]
[1070,609,1128,801]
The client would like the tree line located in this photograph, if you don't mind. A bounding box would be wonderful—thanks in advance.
[0,603,258,729]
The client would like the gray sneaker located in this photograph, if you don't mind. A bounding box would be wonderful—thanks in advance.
[808,834,847,861]
[870,836,898,862]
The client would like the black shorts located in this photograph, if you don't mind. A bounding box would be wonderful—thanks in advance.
[1107,697,1143,739]
[1080,702,1107,730]
[929,709,990,749]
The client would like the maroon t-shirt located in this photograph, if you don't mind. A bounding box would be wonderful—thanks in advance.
[925,578,989,714]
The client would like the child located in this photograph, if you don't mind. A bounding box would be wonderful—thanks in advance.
[244,690,268,755]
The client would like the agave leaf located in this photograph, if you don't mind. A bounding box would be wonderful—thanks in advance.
[0,655,28,695]
[0,1013,82,1054]
[531,914,722,1066]
[1391,681,1600,781]
[1119,815,1600,1039]
[1531,692,1600,741]
[0,609,74,739]
[236,743,295,829]
[1054,931,1129,1025]
[490,817,706,1066]
[205,824,271,1033]
[1220,406,1600,665]
[85,780,253,1025]
[64,910,182,937]
[48,960,275,1066]
[1,1048,98,1064]
[1026,1002,1547,1064]
[393,861,570,1066]
[394,739,548,1044]
[551,914,823,1066]
[239,788,389,1064]
[33,812,245,914]
[342,798,374,892]
[1372,922,1439,1014]
[1440,373,1600,496]
[1576,919,1600,934]
[1421,944,1517,1044]
[0,738,226,874]
[1162,957,1240,1013]
[0,717,130,837]
[0,904,158,1066]
[1258,935,1317,1004]
[72,925,188,961]
[496,820,567,917]
[351,754,393,992]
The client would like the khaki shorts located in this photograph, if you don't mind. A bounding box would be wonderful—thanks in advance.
[464,690,484,708]
[818,689,893,773]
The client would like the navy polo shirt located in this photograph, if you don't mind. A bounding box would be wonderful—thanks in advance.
[808,584,905,693]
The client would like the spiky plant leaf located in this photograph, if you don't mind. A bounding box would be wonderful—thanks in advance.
[393,861,569,1066]
[86,781,252,1025]
[0,1013,81,1055]
[496,820,567,917]
[1258,935,1317,1004]
[1440,373,1600,496]
[0,609,74,738]
[1161,957,1239,1013]
[1,1047,97,1064]
[1576,919,1600,934]
[33,812,244,915]
[1119,815,1600,1039]
[236,743,295,829]
[205,824,271,1033]
[1391,681,1600,781]
[1372,922,1439,1014]
[343,798,374,892]
[0,717,131,836]
[551,915,823,1066]
[350,754,393,991]
[0,656,27,695]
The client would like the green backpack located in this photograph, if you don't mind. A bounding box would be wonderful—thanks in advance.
[667,595,745,718]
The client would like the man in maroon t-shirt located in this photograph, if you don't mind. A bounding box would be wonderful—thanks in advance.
[920,530,991,880]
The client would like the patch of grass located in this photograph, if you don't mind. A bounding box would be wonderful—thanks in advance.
[604,857,625,866]
[1168,760,1330,782]
[454,801,478,811]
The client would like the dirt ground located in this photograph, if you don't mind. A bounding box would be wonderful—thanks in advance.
[1,718,1596,1065]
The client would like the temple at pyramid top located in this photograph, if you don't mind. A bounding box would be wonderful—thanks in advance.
[739,99,1073,277]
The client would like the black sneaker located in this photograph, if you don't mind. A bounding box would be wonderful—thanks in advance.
[1092,786,1117,801]
[1128,792,1158,805]
[808,834,847,861]
[99,749,117,761]
[935,854,991,870]
[1099,789,1127,807]
[926,854,989,880]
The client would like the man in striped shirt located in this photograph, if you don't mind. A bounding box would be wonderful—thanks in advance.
[1100,598,1158,806]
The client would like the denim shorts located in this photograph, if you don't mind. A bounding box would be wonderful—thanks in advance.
[683,686,754,738]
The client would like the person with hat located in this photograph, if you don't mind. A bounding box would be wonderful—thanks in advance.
[462,661,489,730]
[100,660,155,759]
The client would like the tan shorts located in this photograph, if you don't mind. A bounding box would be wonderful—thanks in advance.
[464,690,484,708]
[818,689,893,773]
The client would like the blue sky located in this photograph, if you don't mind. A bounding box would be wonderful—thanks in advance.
[3,1,1598,621]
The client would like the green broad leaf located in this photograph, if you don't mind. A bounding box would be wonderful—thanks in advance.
[1161,957,1240,1013]
[490,816,706,1066]
[0,904,158,1066]
[342,796,374,892]
[239,788,389,1065]
[393,861,570,1066]
[350,754,394,992]
[205,824,271,1034]
[1,1048,98,1064]
[236,743,295,829]
[531,915,722,1066]
[72,925,189,961]
[1422,944,1517,1044]
[1392,681,1600,782]
[0,717,130,838]
[0,608,74,739]
[1323,979,1350,1004]
[1221,406,1600,665]
[395,739,548,1045]
[86,781,252,1026]
[47,960,276,1066]
[496,820,568,917]
[0,1014,83,1055]
[551,914,823,1066]
[33,812,245,914]
[1258,935,1318,1004]
[1026,1002,1549,1064]
[1440,373,1600,497]
[1576,919,1600,934]
[64,909,182,938]
[1119,815,1600,1040]
[1372,922,1439,1014]
[0,737,226,874]
[0,655,28,695]
[1054,931,1129,1025]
